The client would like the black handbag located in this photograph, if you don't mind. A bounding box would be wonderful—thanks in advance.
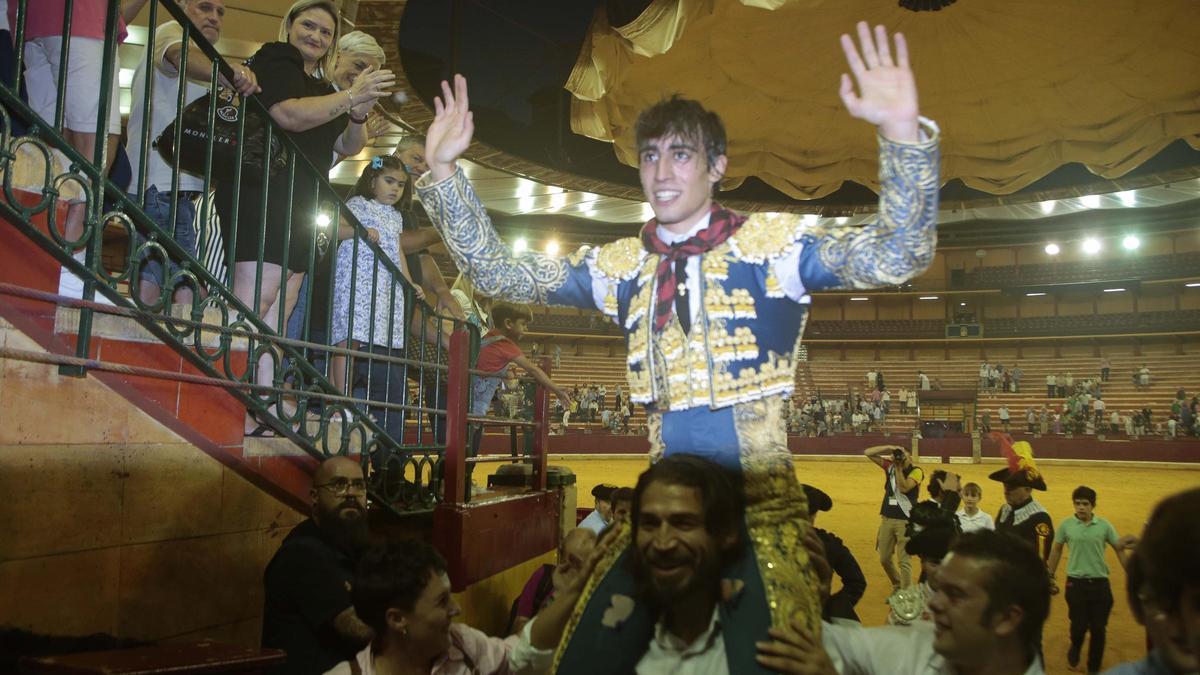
[154,84,287,181]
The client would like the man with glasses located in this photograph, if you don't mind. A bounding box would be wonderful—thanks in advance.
[262,456,374,675]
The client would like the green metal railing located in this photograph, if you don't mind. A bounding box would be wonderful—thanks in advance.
[0,0,554,514]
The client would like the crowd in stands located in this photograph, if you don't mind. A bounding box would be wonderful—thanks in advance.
[551,384,638,435]
[979,360,1024,393]
[787,392,896,436]
[973,357,1200,439]
[786,368,943,437]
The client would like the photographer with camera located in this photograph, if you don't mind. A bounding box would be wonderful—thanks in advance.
[866,445,925,593]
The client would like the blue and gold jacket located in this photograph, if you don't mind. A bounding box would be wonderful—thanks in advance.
[417,121,940,413]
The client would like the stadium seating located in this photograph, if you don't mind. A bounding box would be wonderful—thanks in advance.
[957,252,1200,289]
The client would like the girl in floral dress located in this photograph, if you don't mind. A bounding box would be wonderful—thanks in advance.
[330,156,423,436]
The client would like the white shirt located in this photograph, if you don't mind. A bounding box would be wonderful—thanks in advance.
[956,509,996,533]
[578,509,609,535]
[637,607,727,675]
[588,213,811,323]
[324,619,552,675]
[127,21,209,193]
[822,621,1044,675]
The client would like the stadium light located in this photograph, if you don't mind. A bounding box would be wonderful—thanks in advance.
[850,297,869,301]
[1040,200,1055,215]
[1103,288,1125,293]
[513,238,528,254]
[1082,238,1102,255]
[919,296,939,300]
[1044,243,1060,255]
[545,240,560,256]
[1117,190,1136,206]
[1122,235,1140,250]
[1026,292,1046,297]
[1080,194,1101,208]
[1186,282,1200,288]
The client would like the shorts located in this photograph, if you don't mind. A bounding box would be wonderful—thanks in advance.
[133,186,200,288]
[24,35,122,135]
[471,374,504,416]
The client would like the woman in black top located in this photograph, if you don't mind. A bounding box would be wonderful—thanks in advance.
[217,0,394,432]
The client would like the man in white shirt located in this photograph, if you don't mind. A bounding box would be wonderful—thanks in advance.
[579,484,616,534]
[755,530,1050,675]
[956,482,995,533]
[999,405,1011,433]
[125,0,259,306]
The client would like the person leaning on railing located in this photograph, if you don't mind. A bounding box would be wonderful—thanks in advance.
[283,29,388,345]
[12,0,150,299]
[211,0,394,433]
[125,0,260,308]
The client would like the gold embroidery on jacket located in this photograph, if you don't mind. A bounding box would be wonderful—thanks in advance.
[594,237,647,281]
[728,212,813,263]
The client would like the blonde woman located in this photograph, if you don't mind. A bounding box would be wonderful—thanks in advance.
[217,0,394,435]
[330,30,386,93]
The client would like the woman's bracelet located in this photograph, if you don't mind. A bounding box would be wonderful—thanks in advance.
[348,110,369,124]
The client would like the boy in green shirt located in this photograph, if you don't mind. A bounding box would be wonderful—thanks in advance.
[1047,486,1136,674]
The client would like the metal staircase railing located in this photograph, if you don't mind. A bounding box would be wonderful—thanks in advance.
[0,0,551,514]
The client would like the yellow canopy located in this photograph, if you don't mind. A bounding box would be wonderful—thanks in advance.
[566,0,1200,199]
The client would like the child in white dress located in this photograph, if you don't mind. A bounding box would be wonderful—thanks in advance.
[330,156,424,436]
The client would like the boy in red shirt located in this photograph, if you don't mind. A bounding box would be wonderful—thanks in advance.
[470,303,570,453]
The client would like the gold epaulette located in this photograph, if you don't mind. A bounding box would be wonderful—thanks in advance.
[566,244,593,267]
[593,237,648,281]
[728,212,818,264]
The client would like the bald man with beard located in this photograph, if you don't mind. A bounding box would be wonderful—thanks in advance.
[262,457,375,675]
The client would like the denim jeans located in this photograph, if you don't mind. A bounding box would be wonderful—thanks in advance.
[134,186,199,289]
